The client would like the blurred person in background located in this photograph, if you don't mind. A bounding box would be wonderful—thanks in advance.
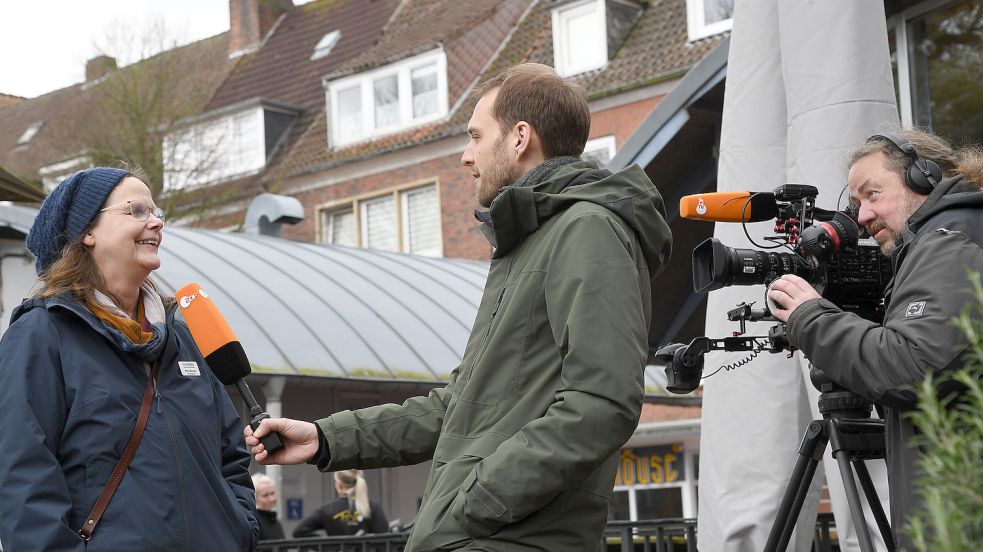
[293,469,389,537]
[253,473,286,541]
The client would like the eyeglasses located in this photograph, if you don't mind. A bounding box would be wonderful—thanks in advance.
[99,200,166,222]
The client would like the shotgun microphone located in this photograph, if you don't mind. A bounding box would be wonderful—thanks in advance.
[176,283,283,454]
[679,191,779,222]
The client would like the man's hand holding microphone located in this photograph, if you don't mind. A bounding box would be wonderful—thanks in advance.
[245,419,319,464]
[177,283,327,465]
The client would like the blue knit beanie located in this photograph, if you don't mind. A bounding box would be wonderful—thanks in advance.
[27,167,129,274]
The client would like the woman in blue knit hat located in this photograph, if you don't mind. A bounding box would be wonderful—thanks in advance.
[0,166,259,551]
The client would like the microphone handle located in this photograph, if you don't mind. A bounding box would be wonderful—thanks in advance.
[250,413,285,455]
[234,379,285,454]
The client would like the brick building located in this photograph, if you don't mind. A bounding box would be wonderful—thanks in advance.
[0,0,733,530]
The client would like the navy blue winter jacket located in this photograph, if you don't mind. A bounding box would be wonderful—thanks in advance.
[0,296,259,551]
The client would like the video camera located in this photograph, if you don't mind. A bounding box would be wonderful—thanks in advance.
[656,184,893,393]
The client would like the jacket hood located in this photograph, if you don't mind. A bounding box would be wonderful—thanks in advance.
[907,174,983,232]
[11,295,176,355]
[11,296,95,327]
[478,160,672,279]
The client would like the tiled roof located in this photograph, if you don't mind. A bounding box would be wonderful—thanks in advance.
[0,0,724,208]
[0,84,84,182]
[168,0,533,211]
[523,0,722,97]
[0,93,24,109]
[271,0,536,180]
[207,0,401,113]
[272,0,723,181]
[0,34,236,184]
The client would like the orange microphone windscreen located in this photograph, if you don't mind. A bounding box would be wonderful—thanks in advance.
[175,283,236,358]
[679,191,777,223]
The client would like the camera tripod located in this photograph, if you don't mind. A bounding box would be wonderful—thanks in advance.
[764,369,896,552]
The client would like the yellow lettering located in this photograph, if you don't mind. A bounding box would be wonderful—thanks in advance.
[636,454,650,484]
[650,454,664,484]
[665,453,679,483]
[620,450,636,486]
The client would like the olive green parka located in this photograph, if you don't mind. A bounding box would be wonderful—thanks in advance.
[315,159,672,551]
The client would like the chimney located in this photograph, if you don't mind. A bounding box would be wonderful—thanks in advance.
[229,0,293,57]
[85,55,118,82]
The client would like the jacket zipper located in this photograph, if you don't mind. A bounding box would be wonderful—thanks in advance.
[153,377,162,414]
[153,356,192,549]
[159,404,192,550]
[462,260,512,390]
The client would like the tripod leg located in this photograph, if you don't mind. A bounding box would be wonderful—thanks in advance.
[765,422,826,552]
[834,450,876,552]
[854,460,895,551]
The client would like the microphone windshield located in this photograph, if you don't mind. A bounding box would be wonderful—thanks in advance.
[679,191,778,223]
[176,283,251,384]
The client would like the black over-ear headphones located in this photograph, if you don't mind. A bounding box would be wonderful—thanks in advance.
[867,132,943,195]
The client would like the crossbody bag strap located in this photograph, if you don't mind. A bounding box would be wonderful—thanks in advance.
[78,362,159,542]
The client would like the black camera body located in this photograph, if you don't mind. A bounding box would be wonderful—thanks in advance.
[658,184,893,393]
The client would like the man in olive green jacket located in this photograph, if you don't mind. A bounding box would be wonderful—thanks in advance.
[246,63,672,551]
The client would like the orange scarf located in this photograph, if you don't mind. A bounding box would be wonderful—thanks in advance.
[85,298,154,344]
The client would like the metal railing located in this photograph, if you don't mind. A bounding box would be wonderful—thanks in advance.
[602,518,698,552]
[256,533,408,552]
[256,513,840,552]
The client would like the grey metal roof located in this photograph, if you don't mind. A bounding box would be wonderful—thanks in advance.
[0,203,488,382]
[154,228,487,381]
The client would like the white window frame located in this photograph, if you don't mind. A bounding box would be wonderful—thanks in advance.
[400,185,441,256]
[326,49,449,147]
[163,105,266,191]
[317,181,443,257]
[322,207,356,247]
[39,156,92,194]
[16,121,44,147]
[686,0,734,42]
[311,30,342,61]
[359,194,398,252]
[886,0,961,130]
[551,0,608,78]
[583,135,617,166]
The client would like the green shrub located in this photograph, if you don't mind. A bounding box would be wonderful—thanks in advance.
[904,272,983,551]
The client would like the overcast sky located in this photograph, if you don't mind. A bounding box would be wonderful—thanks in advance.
[0,0,309,99]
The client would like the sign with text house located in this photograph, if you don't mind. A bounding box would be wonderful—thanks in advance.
[615,443,685,486]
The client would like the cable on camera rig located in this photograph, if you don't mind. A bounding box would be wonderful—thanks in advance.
[655,302,792,394]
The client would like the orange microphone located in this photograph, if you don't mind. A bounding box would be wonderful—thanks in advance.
[177,283,283,453]
[680,191,778,223]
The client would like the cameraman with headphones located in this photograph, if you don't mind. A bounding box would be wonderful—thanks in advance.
[768,129,983,547]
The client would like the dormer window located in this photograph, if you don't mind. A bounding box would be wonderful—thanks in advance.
[311,30,341,61]
[551,0,643,78]
[163,99,301,191]
[16,121,44,147]
[552,0,607,77]
[686,0,734,41]
[326,48,448,148]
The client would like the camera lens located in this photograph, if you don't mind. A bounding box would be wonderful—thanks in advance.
[692,238,812,293]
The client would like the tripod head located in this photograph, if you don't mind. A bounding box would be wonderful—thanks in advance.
[810,367,872,420]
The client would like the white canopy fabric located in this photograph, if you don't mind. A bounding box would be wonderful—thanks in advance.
[699,1,899,551]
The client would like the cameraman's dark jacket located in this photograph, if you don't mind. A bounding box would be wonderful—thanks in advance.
[312,159,671,551]
[787,175,983,537]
